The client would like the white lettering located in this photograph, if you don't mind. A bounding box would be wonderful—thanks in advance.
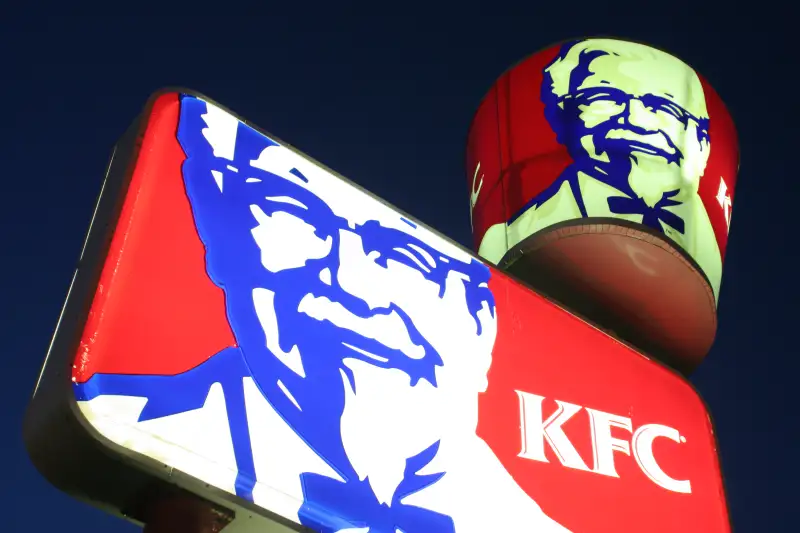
[469,162,484,231]
[716,177,732,231]
[586,408,633,478]
[632,424,692,494]
[517,392,692,494]
[516,391,590,472]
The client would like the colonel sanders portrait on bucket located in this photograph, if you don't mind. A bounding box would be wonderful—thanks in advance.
[75,94,572,533]
[483,38,722,298]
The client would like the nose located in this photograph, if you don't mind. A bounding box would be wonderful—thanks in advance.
[625,99,657,131]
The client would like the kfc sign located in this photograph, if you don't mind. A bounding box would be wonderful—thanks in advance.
[516,391,691,493]
[466,38,740,372]
[467,38,739,296]
[25,90,731,532]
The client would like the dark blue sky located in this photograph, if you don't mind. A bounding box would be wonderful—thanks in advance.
[2,11,794,533]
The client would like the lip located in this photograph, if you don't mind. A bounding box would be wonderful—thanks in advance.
[297,293,426,361]
[605,130,675,155]
[622,140,673,157]
[295,293,441,386]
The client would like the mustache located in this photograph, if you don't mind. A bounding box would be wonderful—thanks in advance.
[298,293,426,361]
[604,129,677,156]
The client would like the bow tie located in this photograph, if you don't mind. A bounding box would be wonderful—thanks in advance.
[299,473,456,533]
[298,442,455,533]
[606,189,686,235]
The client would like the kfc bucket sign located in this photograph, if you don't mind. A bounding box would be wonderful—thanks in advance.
[25,90,730,532]
[467,38,740,372]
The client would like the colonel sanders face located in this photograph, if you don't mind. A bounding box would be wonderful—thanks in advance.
[543,39,711,198]
[179,100,497,474]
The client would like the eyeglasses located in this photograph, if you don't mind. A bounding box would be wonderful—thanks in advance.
[559,86,709,134]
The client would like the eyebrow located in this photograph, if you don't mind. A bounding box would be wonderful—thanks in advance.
[262,195,308,209]
[394,247,433,273]
[407,243,437,268]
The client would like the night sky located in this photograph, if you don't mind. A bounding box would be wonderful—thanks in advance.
[2,11,795,533]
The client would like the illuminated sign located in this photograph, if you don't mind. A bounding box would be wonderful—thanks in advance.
[466,38,740,371]
[25,90,731,532]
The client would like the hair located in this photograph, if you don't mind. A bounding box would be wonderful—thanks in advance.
[540,38,711,191]
[543,39,707,113]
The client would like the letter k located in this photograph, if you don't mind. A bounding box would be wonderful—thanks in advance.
[516,391,590,471]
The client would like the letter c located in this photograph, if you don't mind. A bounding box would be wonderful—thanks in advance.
[632,424,691,494]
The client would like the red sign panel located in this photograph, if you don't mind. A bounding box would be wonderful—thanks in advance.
[26,90,730,532]
[479,276,730,531]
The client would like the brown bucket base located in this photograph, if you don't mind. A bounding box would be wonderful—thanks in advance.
[498,218,717,375]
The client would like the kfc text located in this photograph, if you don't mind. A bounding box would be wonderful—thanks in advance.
[516,391,691,494]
